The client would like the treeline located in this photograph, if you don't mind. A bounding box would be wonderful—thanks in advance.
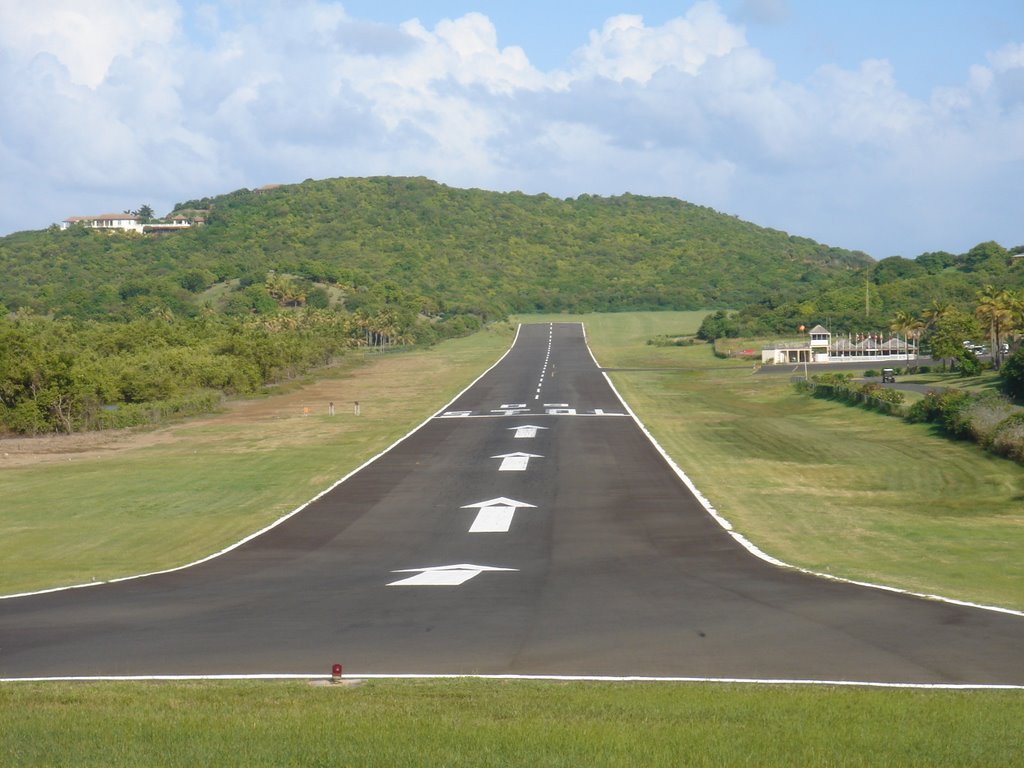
[0,308,477,435]
[699,241,1024,344]
[1,176,871,321]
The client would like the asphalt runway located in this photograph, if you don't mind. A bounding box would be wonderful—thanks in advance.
[2,323,1023,683]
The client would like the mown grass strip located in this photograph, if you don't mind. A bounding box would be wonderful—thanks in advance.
[2,679,1023,768]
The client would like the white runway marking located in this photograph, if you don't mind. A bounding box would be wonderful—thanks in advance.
[492,452,542,471]
[387,564,518,586]
[462,497,537,533]
[5,672,1021,690]
[510,425,548,438]
[468,506,516,532]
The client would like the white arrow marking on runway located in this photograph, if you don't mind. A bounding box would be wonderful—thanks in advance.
[509,425,548,438]
[461,497,537,533]
[491,452,543,471]
[387,564,518,586]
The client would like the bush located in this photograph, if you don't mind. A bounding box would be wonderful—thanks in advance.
[91,390,224,430]
[864,369,879,378]
[1000,348,1024,401]
[956,393,1018,447]
[697,310,738,341]
[991,413,1024,461]
[906,389,972,429]
[956,349,983,376]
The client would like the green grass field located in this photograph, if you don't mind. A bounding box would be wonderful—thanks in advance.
[2,312,1022,766]
[3,679,1023,767]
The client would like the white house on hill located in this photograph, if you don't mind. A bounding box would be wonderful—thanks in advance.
[60,213,145,234]
[59,212,200,234]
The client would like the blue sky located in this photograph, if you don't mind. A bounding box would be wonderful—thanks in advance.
[1,0,1022,258]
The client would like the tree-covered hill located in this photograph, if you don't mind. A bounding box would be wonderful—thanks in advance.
[714,241,1024,339]
[1,176,871,321]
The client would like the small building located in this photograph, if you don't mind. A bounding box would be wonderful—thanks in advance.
[60,213,144,234]
[761,325,917,365]
[142,216,194,233]
[60,212,201,235]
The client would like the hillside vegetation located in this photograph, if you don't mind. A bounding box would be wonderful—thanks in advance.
[2,176,870,320]
[0,176,873,435]
[2,175,1020,436]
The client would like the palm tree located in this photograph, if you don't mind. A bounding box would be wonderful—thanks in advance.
[889,310,924,359]
[1008,289,1024,355]
[921,300,954,332]
[974,285,1014,368]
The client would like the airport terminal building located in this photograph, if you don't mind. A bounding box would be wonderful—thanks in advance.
[761,325,918,365]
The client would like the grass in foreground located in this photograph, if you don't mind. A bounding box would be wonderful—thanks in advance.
[2,679,1022,767]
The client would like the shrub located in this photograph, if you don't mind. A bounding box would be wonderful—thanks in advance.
[991,413,1024,462]
[697,310,738,341]
[956,349,983,376]
[957,393,1018,447]
[870,386,905,412]
[1000,348,1024,401]
[906,389,972,430]
[864,369,879,378]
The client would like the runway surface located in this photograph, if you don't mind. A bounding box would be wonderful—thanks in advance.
[2,323,1023,683]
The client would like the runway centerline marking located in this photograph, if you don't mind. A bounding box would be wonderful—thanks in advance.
[388,564,518,586]
[462,497,538,533]
[492,452,543,471]
[510,425,548,438]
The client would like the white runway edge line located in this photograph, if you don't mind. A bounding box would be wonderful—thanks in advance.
[581,324,1024,620]
[0,325,526,602]
[2,673,1022,690]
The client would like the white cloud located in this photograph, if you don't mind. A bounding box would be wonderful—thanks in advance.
[0,0,179,88]
[0,0,1020,258]
[570,2,745,82]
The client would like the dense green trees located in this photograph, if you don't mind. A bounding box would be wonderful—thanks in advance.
[720,239,1023,344]
[0,312,357,434]
[1,176,872,322]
